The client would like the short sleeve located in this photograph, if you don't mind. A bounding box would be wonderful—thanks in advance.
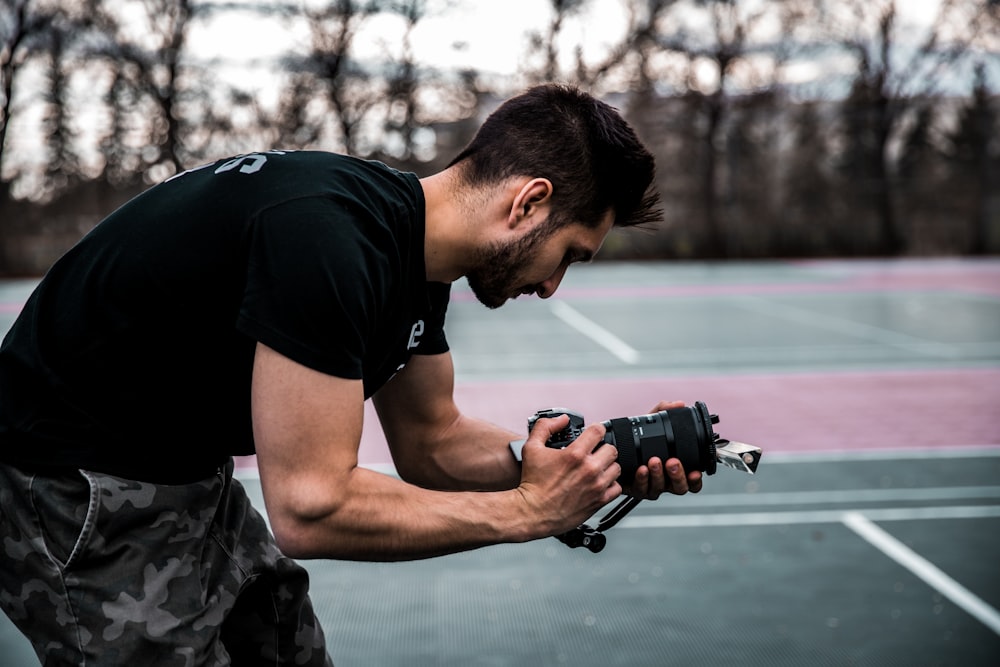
[237,197,385,378]
[413,281,451,356]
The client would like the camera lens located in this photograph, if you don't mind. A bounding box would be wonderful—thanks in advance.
[600,402,718,485]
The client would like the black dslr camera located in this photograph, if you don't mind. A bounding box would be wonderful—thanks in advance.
[514,401,761,553]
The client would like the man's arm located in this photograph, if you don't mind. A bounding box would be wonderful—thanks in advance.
[373,353,701,498]
[250,343,622,561]
[372,351,523,492]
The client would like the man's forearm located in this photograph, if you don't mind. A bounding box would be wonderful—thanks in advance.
[392,413,523,492]
[269,464,540,561]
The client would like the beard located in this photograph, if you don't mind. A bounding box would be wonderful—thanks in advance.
[466,218,559,309]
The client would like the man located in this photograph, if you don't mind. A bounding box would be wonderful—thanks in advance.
[0,84,702,665]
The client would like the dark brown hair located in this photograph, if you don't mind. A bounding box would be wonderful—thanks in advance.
[448,84,662,229]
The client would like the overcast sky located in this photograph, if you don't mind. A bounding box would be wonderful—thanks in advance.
[189,0,957,97]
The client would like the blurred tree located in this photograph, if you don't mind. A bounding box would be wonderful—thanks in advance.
[828,0,996,255]
[378,0,426,163]
[945,63,999,254]
[279,0,386,155]
[2,0,998,273]
[895,104,954,254]
[0,0,58,200]
[780,100,840,255]
[896,106,936,185]
[633,0,792,257]
[39,16,76,193]
[722,90,781,256]
[90,0,195,179]
[525,0,587,84]
[833,1,906,254]
[274,0,472,169]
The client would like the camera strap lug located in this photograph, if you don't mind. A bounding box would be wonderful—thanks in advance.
[555,496,644,553]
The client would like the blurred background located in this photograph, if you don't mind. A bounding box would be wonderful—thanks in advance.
[2,3,1000,664]
[1,0,999,276]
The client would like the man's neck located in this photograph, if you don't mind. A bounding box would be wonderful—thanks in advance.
[419,169,488,284]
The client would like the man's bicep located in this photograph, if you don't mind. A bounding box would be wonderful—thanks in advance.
[374,351,524,492]
[251,343,365,523]
[373,352,460,451]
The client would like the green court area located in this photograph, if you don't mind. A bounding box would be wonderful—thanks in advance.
[2,259,998,666]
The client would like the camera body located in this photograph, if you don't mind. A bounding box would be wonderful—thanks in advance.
[527,408,588,449]
[527,402,722,486]
[521,402,759,552]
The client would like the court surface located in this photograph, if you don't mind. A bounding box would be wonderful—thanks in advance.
[1,258,999,666]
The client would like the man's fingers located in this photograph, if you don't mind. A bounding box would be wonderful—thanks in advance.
[564,423,609,455]
[663,458,687,494]
[525,414,569,446]
[687,469,703,494]
[648,399,685,413]
[602,480,624,505]
[662,457,709,495]
[646,457,665,492]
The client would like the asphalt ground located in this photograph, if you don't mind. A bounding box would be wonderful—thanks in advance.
[1,258,999,666]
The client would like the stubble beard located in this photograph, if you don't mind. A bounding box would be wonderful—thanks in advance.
[466,219,558,310]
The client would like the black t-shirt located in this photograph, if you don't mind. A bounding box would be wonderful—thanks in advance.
[0,151,450,483]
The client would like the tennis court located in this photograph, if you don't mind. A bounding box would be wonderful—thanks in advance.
[2,258,998,665]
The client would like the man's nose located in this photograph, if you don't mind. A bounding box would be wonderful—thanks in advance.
[537,262,569,299]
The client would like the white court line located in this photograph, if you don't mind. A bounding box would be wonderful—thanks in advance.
[549,300,639,364]
[618,504,1000,528]
[620,505,1000,636]
[657,485,1000,508]
[842,511,1000,637]
[761,446,1000,463]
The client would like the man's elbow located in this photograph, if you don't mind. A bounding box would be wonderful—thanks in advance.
[264,485,343,559]
[269,512,326,559]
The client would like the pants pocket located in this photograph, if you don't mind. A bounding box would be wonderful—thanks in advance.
[30,469,98,570]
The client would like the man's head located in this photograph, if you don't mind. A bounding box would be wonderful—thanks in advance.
[465,206,613,309]
[448,83,662,233]
[447,84,661,308]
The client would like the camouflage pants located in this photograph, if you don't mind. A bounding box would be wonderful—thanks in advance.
[0,460,333,666]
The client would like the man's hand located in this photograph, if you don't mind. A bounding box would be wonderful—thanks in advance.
[516,414,622,537]
[625,400,704,500]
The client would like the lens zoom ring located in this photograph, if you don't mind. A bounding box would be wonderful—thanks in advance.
[609,418,639,485]
[671,412,700,472]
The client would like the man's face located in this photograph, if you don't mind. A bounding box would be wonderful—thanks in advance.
[467,210,614,309]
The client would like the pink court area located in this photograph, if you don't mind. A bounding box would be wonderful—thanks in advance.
[235,367,1000,473]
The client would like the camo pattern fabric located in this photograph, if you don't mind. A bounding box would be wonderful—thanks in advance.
[0,460,333,666]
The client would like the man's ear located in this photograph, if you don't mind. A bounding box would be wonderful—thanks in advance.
[508,178,553,229]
